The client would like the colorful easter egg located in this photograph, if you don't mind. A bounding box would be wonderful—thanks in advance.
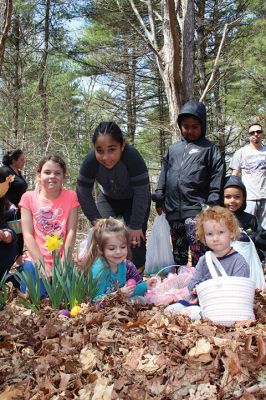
[70,305,81,317]
[59,309,71,318]
[126,279,137,287]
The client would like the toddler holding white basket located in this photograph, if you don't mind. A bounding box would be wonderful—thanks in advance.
[165,206,250,319]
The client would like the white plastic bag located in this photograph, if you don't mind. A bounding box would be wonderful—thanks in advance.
[77,228,94,263]
[232,238,265,290]
[144,213,175,275]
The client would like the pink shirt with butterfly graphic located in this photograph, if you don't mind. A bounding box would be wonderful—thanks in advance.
[19,189,79,273]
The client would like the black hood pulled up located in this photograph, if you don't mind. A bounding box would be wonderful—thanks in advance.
[177,100,207,138]
[223,175,247,213]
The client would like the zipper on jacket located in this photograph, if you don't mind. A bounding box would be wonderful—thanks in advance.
[177,142,189,219]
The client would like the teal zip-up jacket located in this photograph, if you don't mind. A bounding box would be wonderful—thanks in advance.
[91,257,147,301]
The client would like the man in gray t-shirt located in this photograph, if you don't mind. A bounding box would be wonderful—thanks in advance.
[230,123,266,229]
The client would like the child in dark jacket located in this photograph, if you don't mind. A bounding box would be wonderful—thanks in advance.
[223,175,264,260]
[152,100,225,266]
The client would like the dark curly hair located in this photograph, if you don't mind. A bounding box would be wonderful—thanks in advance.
[2,149,24,166]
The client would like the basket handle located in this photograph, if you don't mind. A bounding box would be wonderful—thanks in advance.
[205,251,228,278]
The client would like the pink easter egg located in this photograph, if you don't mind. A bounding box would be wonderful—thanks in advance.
[126,279,137,287]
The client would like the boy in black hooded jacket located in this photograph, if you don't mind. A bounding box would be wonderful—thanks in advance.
[152,100,225,267]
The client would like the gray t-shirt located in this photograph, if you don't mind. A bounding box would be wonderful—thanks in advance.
[230,145,266,200]
[187,251,250,291]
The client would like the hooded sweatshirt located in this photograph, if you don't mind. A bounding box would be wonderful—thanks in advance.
[223,175,258,238]
[152,100,225,220]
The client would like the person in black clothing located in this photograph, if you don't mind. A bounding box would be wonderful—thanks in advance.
[152,100,225,266]
[2,149,28,265]
[0,167,18,280]
[223,175,264,260]
[77,121,151,270]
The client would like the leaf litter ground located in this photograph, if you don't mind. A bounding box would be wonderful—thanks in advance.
[0,289,265,400]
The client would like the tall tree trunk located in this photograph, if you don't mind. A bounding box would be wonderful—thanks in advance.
[38,0,50,148]
[0,0,12,75]
[127,0,195,141]
[158,74,167,160]
[12,14,20,143]
[181,0,195,102]
[125,46,137,143]
[196,0,206,95]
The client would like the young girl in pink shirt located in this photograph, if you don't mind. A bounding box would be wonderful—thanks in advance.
[19,155,80,295]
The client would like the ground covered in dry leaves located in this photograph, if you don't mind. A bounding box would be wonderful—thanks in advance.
[0,290,265,400]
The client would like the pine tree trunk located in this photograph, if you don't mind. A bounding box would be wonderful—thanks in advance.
[125,47,137,143]
[38,0,50,149]
[196,0,206,95]
[0,0,12,75]
[12,14,20,143]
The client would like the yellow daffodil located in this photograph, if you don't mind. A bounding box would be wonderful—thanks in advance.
[45,233,63,252]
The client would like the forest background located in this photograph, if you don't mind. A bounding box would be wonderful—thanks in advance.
[0,0,265,228]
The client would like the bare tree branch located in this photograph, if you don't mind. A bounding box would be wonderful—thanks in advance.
[200,17,243,102]
[116,0,162,62]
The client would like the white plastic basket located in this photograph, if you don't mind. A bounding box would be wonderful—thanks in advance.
[196,251,256,327]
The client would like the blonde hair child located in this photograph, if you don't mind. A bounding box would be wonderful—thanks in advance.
[83,218,156,301]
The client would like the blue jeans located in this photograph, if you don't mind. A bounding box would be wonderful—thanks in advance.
[20,260,48,297]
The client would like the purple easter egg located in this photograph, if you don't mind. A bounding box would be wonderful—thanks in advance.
[59,309,71,317]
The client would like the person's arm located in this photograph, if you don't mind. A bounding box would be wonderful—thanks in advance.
[229,149,242,176]
[151,150,169,211]
[0,229,14,243]
[91,259,110,301]
[206,145,225,205]
[21,207,43,264]
[122,146,151,244]
[77,152,102,223]
[125,259,143,283]
[187,257,206,291]
[231,256,250,278]
[63,206,78,260]
[125,146,150,230]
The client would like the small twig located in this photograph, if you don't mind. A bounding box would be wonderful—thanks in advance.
[233,383,266,398]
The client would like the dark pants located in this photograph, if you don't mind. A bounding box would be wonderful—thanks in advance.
[169,217,206,267]
[97,192,150,268]
[0,240,18,280]
[17,233,24,257]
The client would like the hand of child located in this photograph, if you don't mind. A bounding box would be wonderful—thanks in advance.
[147,277,158,290]
[0,230,5,242]
[0,230,12,243]
[121,284,135,298]
[128,228,145,248]
[156,207,164,215]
